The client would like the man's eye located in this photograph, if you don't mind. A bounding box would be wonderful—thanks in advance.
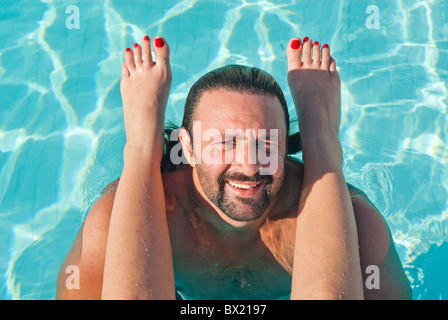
[223,140,237,146]
[223,141,235,149]
[212,140,234,151]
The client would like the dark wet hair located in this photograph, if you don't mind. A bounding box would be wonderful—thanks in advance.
[161,64,301,172]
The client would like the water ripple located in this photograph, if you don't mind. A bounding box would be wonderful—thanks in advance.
[1,0,447,299]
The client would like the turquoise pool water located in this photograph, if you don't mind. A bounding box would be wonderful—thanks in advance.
[1,0,447,300]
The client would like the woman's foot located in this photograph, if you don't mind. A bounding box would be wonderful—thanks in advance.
[120,36,172,147]
[286,37,342,166]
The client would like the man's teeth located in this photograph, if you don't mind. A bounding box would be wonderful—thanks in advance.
[228,181,260,189]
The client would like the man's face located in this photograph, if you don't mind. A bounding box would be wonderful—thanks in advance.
[190,89,287,222]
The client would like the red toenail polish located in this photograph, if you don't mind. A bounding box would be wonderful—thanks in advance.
[323,44,329,49]
[126,48,131,52]
[303,37,309,42]
[155,38,164,48]
[144,36,150,41]
[133,43,138,48]
[291,39,300,49]
[314,41,319,46]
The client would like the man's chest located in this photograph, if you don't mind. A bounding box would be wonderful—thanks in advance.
[169,222,295,300]
[172,251,292,300]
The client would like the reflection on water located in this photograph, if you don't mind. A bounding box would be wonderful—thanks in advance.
[0,0,447,299]
[408,242,448,300]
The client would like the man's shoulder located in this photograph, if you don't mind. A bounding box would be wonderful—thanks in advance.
[160,165,193,207]
[162,165,192,186]
[101,177,120,195]
[100,165,192,195]
[346,182,372,204]
[286,156,371,202]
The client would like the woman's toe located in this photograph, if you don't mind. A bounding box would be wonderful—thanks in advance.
[133,43,143,68]
[142,36,154,67]
[287,37,303,71]
[312,41,321,68]
[329,56,337,73]
[321,44,331,71]
[153,37,170,66]
[302,37,313,67]
[125,48,136,74]
[121,62,130,79]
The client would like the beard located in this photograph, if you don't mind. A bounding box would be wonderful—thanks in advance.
[195,165,284,222]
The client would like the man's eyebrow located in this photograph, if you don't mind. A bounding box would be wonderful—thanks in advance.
[222,129,246,139]
[220,129,277,140]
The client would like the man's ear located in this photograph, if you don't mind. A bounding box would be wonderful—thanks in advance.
[179,128,195,167]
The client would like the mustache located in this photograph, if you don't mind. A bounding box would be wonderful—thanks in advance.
[218,171,273,185]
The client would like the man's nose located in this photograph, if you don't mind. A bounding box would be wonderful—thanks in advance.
[233,139,260,176]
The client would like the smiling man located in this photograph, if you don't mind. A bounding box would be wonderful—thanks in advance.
[179,90,287,225]
[56,36,412,300]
